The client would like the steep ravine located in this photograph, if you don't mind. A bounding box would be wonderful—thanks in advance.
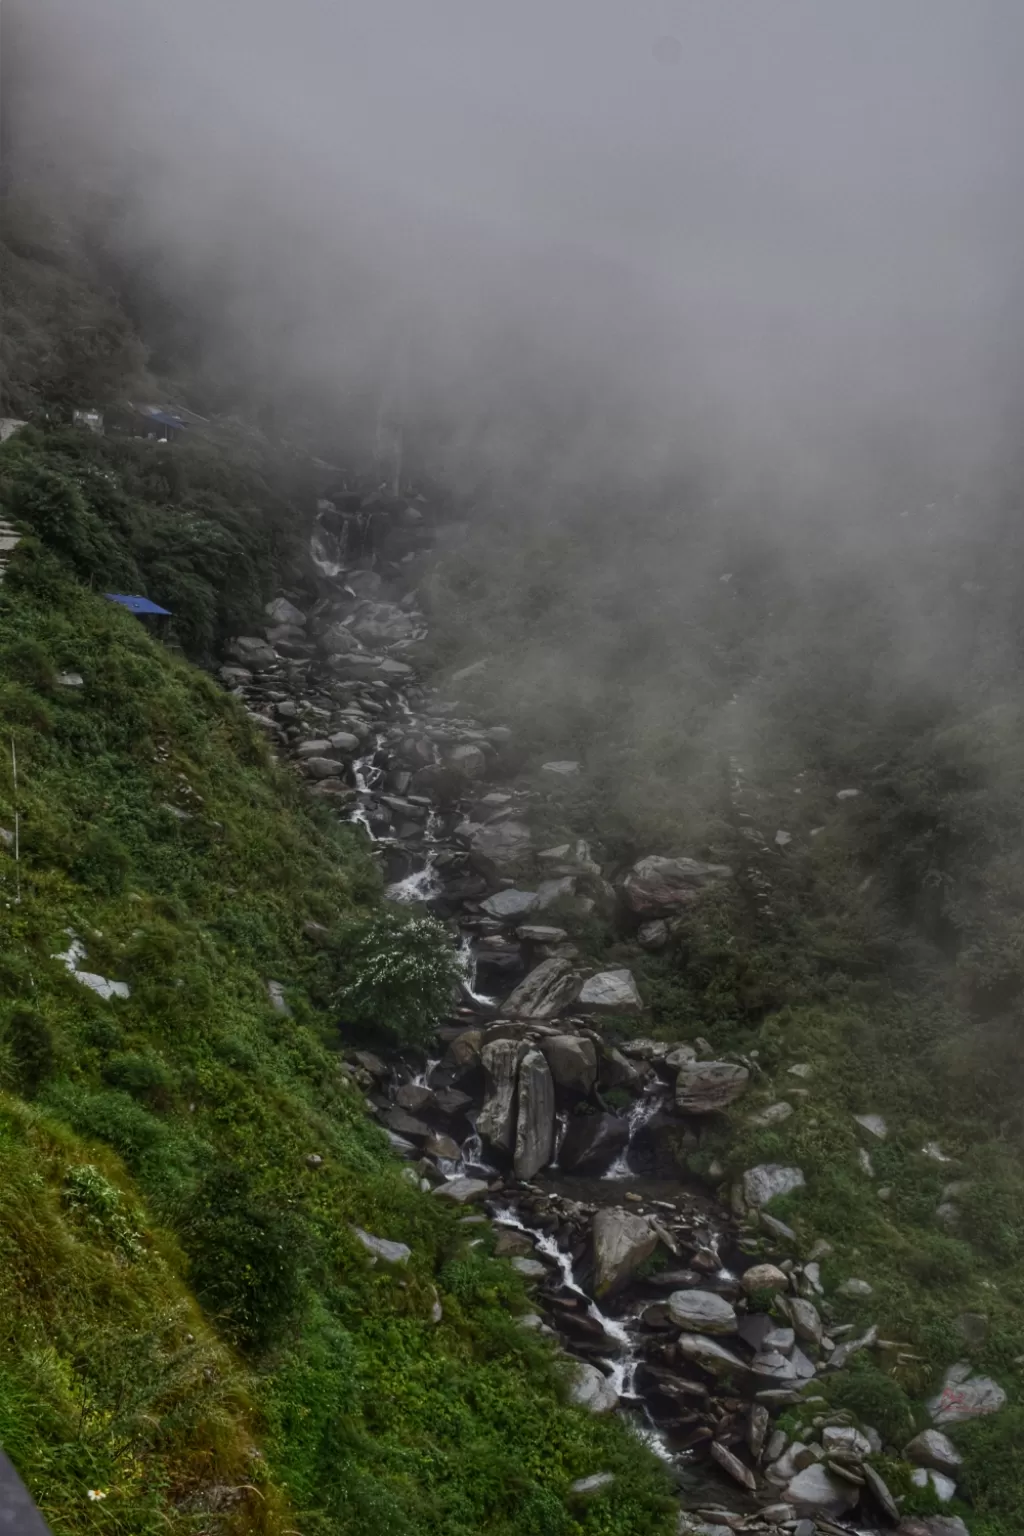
[218,494,984,1536]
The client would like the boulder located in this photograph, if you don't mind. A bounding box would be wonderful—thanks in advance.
[517,924,568,943]
[568,1473,614,1497]
[513,1050,556,1179]
[351,603,415,644]
[477,1039,527,1154]
[558,1112,629,1173]
[822,1426,872,1459]
[837,1277,873,1299]
[675,1060,750,1114]
[227,635,277,669]
[444,1030,483,1077]
[569,1361,618,1415]
[511,1257,548,1281]
[600,1047,643,1091]
[741,1263,789,1295]
[470,819,533,871]
[637,919,670,950]
[352,1227,411,1265]
[424,1132,462,1162]
[675,1334,748,1379]
[541,760,580,776]
[265,596,307,627]
[395,1084,435,1114]
[592,1208,657,1296]
[621,855,732,917]
[928,1362,1006,1424]
[709,1441,757,1491]
[541,1035,598,1095]
[854,1113,888,1139]
[318,620,363,654]
[480,888,541,921]
[328,731,362,754]
[296,738,333,757]
[383,1108,433,1142]
[666,1289,737,1335]
[742,1164,805,1208]
[501,958,581,1019]
[431,1177,489,1205]
[578,969,643,1013]
[303,756,347,779]
[784,1464,859,1518]
[785,1297,823,1345]
[904,1429,962,1476]
[447,744,488,779]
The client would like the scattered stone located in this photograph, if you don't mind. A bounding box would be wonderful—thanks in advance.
[785,1463,859,1518]
[620,855,733,917]
[904,1429,962,1475]
[352,1228,411,1265]
[667,1290,738,1335]
[675,1334,748,1379]
[748,1101,794,1128]
[568,1473,615,1497]
[516,925,568,943]
[265,596,307,627]
[836,788,861,801]
[837,1278,873,1299]
[424,1133,462,1162]
[854,1113,888,1139]
[57,671,84,687]
[637,919,670,950]
[592,1208,657,1296]
[448,744,488,779]
[578,969,643,1013]
[788,1062,813,1079]
[480,888,542,920]
[786,1298,823,1346]
[822,1426,872,1458]
[511,1257,548,1281]
[743,1165,805,1208]
[911,1468,957,1502]
[675,1060,750,1114]
[541,760,580,776]
[742,1263,789,1295]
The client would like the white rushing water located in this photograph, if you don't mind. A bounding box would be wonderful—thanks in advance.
[385,808,445,902]
[602,1092,667,1180]
[457,932,496,1007]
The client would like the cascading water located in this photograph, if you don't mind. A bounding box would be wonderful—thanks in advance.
[457,932,495,1008]
[603,1091,667,1179]
[385,807,444,902]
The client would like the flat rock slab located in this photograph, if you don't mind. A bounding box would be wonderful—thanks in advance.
[592,1207,657,1296]
[675,1334,748,1379]
[578,969,643,1013]
[676,1060,750,1114]
[928,1362,1006,1424]
[785,1464,859,1518]
[667,1289,737,1335]
[742,1164,805,1207]
[432,1178,490,1204]
[620,854,732,916]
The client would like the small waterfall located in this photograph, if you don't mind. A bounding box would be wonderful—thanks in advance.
[457,933,495,1008]
[602,1092,667,1180]
[552,1111,569,1168]
[410,1057,441,1089]
[349,733,386,837]
[386,808,444,903]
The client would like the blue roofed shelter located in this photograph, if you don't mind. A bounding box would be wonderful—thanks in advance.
[105,593,173,639]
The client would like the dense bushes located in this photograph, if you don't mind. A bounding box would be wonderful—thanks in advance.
[332,910,462,1046]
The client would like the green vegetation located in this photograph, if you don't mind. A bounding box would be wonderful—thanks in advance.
[0,428,676,1535]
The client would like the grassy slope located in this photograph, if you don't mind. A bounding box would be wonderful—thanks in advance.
[424,516,1024,1535]
[0,430,675,1536]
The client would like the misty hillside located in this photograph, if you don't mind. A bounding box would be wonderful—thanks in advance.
[4,6,1024,1536]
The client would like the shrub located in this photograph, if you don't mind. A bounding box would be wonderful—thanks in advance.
[5,1006,57,1096]
[331,911,461,1047]
[823,1359,916,1445]
[62,1164,143,1260]
[70,824,132,894]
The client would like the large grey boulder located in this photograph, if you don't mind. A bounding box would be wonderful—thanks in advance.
[743,1164,805,1208]
[675,1060,749,1114]
[928,1362,1006,1424]
[786,1297,823,1345]
[265,596,307,627]
[904,1429,962,1475]
[480,888,541,920]
[328,731,362,755]
[541,1035,598,1095]
[592,1208,657,1296]
[302,756,348,780]
[513,1050,556,1179]
[319,620,363,655]
[578,969,643,1013]
[666,1289,737,1335]
[501,958,581,1019]
[352,603,415,644]
[352,1227,411,1265]
[477,1039,527,1154]
[431,1177,489,1204]
[447,744,488,779]
[785,1464,859,1518]
[621,855,732,917]
[558,1112,629,1173]
[471,819,533,871]
[227,635,277,669]
[569,1361,618,1415]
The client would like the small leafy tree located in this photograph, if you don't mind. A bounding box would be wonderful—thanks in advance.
[332,911,460,1046]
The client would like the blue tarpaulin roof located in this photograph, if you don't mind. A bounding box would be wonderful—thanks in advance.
[138,406,187,430]
[105,593,172,616]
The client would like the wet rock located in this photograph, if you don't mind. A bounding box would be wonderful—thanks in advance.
[444,1030,483,1078]
[383,1108,434,1142]
[599,1046,643,1091]
[448,743,488,779]
[541,1035,598,1095]
[741,1263,789,1295]
[319,620,363,655]
[517,924,568,943]
[513,1049,556,1179]
[501,958,581,1019]
[395,1084,435,1114]
[470,819,532,871]
[328,730,362,754]
[675,1334,748,1380]
[675,1061,750,1114]
[592,1208,657,1296]
[351,1050,388,1078]
[578,969,643,1013]
[478,1039,527,1154]
[904,1429,962,1475]
[569,1361,618,1415]
[511,1257,548,1281]
[433,1087,474,1117]
[666,1290,737,1335]
[709,1441,757,1491]
[621,855,733,917]
[784,1464,859,1518]
[928,1362,1006,1424]
[424,1132,462,1162]
[493,1228,536,1258]
[558,1112,630,1173]
[431,1177,489,1204]
[742,1164,805,1208]
[352,1227,411,1265]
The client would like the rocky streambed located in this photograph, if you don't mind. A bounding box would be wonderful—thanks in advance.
[216,490,983,1536]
